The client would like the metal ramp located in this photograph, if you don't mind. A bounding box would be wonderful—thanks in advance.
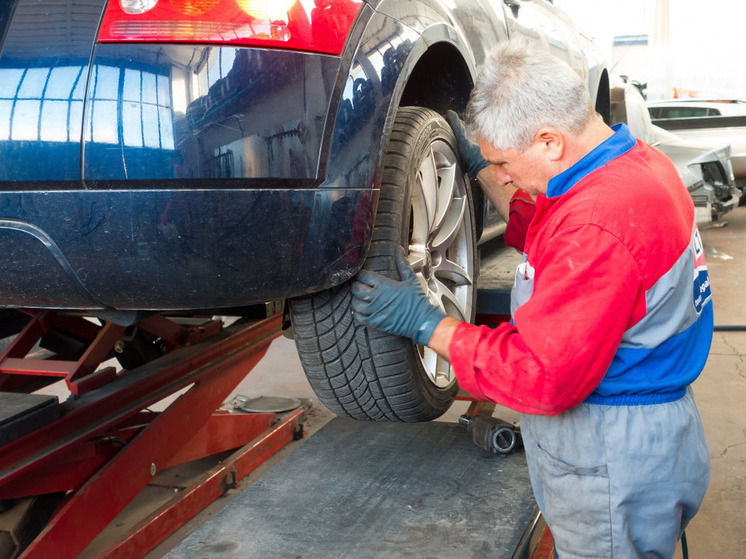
[164,418,539,559]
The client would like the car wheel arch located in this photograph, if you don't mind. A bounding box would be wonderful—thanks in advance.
[364,38,481,254]
[307,15,479,287]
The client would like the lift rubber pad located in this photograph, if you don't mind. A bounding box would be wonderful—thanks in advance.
[0,392,60,447]
[165,418,536,558]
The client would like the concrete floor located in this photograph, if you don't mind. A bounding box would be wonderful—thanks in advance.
[142,206,745,557]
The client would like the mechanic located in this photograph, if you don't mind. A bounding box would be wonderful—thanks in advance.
[351,41,711,558]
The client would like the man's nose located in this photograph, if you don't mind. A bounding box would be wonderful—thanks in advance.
[494,167,512,186]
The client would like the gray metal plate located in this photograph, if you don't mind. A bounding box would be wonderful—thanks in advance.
[165,418,536,559]
[228,395,303,414]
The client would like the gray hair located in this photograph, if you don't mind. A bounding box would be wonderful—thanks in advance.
[466,40,594,151]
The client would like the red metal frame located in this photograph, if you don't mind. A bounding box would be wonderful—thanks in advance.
[531,525,555,559]
[0,310,222,396]
[98,408,307,558]
[0,311,123,394]
[0,311,307,559]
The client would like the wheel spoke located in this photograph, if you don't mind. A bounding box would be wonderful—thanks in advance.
[422,349,438,382]
[434,257,473,287]
[433,161,457,232]
[416,147,439,232]
[436,355,452,383]
[407,247,428,273]
[429,276,467,322]
[421,346,452,384]
[431,196,465,252]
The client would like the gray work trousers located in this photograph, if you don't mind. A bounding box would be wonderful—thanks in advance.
[520,387,710,558]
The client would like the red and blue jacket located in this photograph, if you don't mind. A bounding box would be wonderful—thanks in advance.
[450,124,713,415]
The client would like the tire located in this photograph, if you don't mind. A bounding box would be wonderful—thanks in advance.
[289,107,477,422]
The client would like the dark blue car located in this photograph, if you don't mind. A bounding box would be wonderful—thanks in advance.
[0,0,609,421]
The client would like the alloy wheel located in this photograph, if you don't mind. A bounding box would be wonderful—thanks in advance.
[407,139,475,388]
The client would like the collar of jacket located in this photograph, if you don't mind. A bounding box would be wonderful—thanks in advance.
[546,123,637,199]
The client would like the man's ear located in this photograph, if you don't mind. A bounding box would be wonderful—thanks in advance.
[534,126,564,162]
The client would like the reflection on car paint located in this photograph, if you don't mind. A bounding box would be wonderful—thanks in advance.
[326,16,418,188]
[83,45,338,181]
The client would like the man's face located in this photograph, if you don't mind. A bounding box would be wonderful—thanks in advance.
[477,136,555,197]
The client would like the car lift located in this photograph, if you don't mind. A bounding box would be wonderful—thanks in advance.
[0,309,311,558]
[0,244,553,559]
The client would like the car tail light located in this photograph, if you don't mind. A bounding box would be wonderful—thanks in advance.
[98,0,364,55]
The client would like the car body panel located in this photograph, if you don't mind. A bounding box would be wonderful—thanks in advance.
[613,83,740,224]
[0,0,607,316]
[1,187,376,310]
[651,120,746,182]
[82,45,340,182]
[648,100,746,183]
[0,0,105,182]
[649,126,739,223]
[0,3,384,311]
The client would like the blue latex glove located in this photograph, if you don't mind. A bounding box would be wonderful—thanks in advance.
[445,109,489,179]
[351,248,446,346]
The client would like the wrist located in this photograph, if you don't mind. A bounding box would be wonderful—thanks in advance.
[467,156,489,180]
[427,316,461,361]
[413,306,447,346]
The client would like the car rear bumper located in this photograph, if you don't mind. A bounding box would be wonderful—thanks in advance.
[0,186,376,311]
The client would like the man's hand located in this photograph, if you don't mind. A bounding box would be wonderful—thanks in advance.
[447,110,516,222]
[351,248,446,346]
[445,110,489,179]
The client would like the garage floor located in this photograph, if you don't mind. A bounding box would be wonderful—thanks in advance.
[163,419,537,558]
[143,205,746,558]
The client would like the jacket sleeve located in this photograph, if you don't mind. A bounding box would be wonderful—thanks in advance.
[450,224,645,415]
[503,190,536,253]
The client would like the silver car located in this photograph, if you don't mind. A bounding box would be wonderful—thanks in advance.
[613,83,740,224]
[647,99,746,187]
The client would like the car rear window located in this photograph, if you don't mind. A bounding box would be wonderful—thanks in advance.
[651,106,721,118]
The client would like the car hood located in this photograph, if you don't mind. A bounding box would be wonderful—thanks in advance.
[650,125,732,191]
[650,125,730,164]
[652,123,730,163]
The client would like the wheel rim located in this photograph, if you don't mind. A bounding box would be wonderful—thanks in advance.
[408,139,475,389]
